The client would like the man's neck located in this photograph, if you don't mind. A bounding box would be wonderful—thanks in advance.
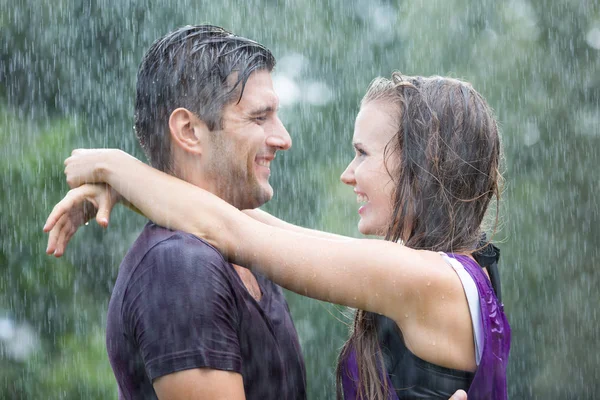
[232,264,262,301]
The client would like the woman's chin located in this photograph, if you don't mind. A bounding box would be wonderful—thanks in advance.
[358,221,387,237]
[357,222,376,236]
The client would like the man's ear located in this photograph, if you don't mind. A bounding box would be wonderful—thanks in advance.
[168,108,209,155]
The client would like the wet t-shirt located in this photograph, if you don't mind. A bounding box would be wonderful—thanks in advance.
[106,223,306,400]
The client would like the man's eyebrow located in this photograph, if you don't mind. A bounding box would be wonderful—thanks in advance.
[247,105,279,116]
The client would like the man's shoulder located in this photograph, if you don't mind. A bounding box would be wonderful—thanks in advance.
[120,222,232,279]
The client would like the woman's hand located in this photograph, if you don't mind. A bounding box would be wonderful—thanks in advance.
[64,148,130,188]
[449,390,467,400]
[43,183,119,257]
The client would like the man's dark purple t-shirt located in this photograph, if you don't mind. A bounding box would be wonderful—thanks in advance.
[106,222,306,400]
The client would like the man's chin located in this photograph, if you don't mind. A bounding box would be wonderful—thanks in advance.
[255,186,274,206]
[241,185,273,209]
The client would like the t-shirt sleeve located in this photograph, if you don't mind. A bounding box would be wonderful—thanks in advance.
[122,234,241,381]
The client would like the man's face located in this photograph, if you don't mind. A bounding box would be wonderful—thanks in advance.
[203,70,292,209]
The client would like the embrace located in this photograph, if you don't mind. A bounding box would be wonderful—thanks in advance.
[45,25,510,400]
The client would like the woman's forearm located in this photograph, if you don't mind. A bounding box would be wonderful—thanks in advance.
[59,149,444,322]
[243,209,349,240]
[98,151,240,252]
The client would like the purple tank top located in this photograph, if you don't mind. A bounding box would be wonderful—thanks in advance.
[340,253,511,399]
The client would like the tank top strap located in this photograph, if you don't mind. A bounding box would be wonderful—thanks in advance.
[439,252,483,365]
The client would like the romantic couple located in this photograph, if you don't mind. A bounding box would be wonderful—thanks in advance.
[44,25,510,400]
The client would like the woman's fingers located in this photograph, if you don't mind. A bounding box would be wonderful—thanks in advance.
[65,158,101,189]
[449,390,467,400]
[44,183,116,257]
[96,210,109,228]
[44,185,95,232]
[64,148,120,189]
[53,220,76,258]
[43,193,74,233]
[95,185,116,228]
[46,213,69,255]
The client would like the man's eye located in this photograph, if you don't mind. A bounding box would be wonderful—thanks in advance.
[254,116,267,123]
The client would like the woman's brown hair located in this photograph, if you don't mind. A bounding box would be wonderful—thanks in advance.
[336,72,502,399]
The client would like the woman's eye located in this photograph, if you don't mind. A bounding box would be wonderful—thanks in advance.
[357,148,367,156]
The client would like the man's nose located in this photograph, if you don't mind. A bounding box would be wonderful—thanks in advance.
[266,117,292,150]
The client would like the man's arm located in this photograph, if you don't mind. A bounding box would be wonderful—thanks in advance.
[125,235,245,399]
[154,368,245,400]
[153,370,464,400]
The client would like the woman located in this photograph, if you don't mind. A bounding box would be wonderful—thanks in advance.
[45,73,510,399]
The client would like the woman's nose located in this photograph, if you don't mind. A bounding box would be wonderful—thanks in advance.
[340,163,355,185]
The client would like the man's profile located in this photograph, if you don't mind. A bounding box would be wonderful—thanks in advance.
[106,25,305,400]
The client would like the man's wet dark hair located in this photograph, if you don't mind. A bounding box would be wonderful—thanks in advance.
[134,25,276,173]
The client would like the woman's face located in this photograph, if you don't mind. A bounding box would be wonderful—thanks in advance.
[341,100,398,236]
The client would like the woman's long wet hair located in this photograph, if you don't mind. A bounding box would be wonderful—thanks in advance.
[336,72,502,400]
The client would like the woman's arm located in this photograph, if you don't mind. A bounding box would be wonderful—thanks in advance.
[49,149,462,325]
[43,182,147,257]
[242,209,349,240]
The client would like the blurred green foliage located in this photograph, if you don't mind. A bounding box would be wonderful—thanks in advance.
[1,0,599,398]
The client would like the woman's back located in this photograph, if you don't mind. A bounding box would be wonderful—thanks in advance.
[378,314,475,399]
[388,254,508,399]
[340,253,510,399]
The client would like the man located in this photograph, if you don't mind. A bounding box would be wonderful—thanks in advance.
[101,25,304,399]
[45,24,469,400]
